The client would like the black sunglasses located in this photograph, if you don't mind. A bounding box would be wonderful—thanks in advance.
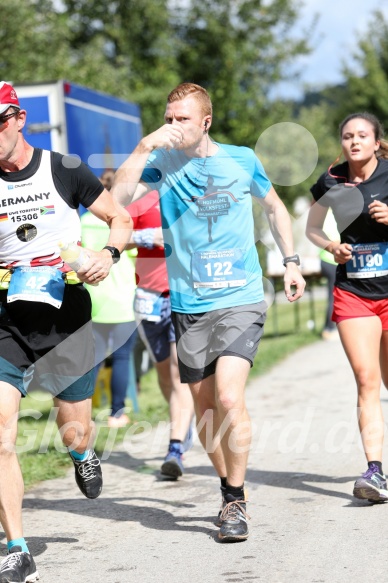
[0,111,19,127]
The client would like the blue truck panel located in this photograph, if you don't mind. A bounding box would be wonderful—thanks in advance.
[16,81,142,178]
[18,94,53,151]
[63,82,142,176]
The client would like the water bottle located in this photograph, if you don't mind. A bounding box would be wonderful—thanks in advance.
[58,241,90,272]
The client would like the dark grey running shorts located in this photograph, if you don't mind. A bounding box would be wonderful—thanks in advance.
[0,285,95,401]
[171,301,267,383]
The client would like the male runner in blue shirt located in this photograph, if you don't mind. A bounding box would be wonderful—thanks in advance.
[112,82,305,542]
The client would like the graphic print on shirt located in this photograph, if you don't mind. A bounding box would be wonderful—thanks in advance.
[142,144,272,312]
[16,223,38,242]
[184,173,239,242]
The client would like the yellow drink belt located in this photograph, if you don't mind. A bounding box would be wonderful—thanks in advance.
[0,268,81,290]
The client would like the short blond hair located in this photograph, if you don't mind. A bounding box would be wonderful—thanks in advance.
[167,83,212,117]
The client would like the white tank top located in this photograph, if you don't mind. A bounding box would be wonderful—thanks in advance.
[0,150,80,268]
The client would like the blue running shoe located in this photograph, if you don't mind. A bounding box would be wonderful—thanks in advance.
[353,464,388,502]
[160,443,184,479]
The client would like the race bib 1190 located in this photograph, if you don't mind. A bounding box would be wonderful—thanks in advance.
[346,242,388,279]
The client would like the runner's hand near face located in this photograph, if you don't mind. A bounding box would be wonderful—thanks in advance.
[143,124,184,152]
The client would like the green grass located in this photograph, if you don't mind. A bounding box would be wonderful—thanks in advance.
[18,394,78,488]
[17,295,325,489]
[251,296,325,377]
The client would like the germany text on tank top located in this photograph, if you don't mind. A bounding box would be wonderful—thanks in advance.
[0,150,80,268]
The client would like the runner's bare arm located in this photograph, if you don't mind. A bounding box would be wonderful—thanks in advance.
[112,124,184,206]
[258,186,306,301]
[306,201,351,264]
[77,189,132,283]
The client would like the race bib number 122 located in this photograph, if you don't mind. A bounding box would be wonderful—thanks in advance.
[192,248,246,288]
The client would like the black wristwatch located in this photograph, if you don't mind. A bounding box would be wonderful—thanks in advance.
[282,254,300,267]
[103,246,121,264]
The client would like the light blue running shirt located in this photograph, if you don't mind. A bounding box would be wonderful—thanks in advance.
[141,143,271,313]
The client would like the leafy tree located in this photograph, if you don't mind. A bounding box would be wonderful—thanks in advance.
[61,0,180,131]
[2,0,312,144]
[263,103,340,210]
[0,0,130,91]
[1,0,319,213]
[328,10,388,131]
[0,0,70,81]
[278,10,388,208]
[58,0,310,140]
[172,0,310,147]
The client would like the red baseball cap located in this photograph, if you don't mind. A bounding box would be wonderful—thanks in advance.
[0,81,20,115]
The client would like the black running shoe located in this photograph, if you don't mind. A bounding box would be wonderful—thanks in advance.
[215,489,227,527]
[70,449,103,499]
[215,487,248,527]
[0,546,39,583]
[353,464,388,502]
[215,507,225,527]
[218,493,250,542]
